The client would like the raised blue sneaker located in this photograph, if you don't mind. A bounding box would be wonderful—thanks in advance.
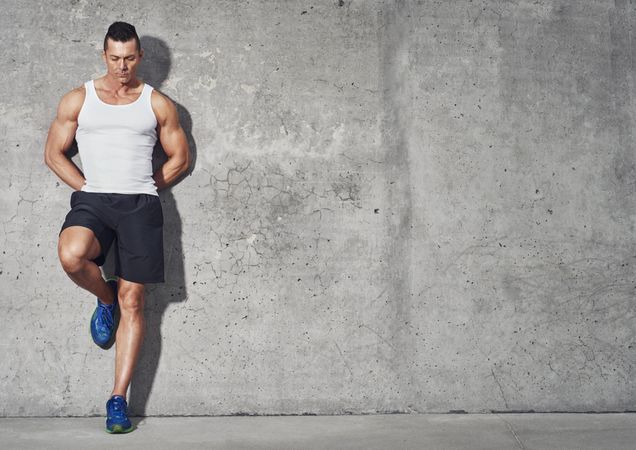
[90,278,118,348]
[106,395,133,434]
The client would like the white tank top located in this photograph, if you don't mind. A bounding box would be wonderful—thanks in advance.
[76,79,158,195]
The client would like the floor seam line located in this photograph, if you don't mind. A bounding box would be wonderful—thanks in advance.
[497,414,526,450]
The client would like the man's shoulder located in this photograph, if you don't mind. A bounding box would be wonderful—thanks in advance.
[150,88,176,123]
[63,83,87,101]
[57,84,87,120]
[150,88,173,109]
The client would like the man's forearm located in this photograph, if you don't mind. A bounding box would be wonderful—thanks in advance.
[45,153,86,191]
[152,154,189,191]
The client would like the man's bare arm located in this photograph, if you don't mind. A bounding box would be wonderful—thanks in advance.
[44,88,86,191]
[151,91,190,191]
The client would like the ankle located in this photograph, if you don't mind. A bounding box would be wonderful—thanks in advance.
[99,281,116,305]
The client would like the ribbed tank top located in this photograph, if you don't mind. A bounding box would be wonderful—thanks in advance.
[76,79,158,195]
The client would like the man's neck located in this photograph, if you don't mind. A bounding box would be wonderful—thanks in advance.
[98,75,142,92]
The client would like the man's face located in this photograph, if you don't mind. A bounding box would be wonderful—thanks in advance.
[102,38,143,84]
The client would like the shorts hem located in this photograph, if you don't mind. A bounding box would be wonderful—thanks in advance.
[115,272,165,284]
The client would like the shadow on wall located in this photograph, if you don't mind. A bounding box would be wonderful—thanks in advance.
[105,35,196,416]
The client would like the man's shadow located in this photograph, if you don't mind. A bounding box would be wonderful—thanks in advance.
[103,35,197,417]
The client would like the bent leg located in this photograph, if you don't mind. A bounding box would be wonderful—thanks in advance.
[58,226,114,304]
[112,278,145,398]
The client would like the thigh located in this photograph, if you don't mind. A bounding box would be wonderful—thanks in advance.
[59,192,116,266]
[116,195,164,284]
[58,225,102,261]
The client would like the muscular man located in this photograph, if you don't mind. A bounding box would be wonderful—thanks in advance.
[44,22,189,433]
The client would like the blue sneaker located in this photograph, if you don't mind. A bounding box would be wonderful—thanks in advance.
[90,278,118,348]
[106,395,133,433]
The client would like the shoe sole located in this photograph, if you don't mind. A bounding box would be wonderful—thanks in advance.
[106,424,134,434]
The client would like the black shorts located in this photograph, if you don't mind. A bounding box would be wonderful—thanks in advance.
[60,191,164,284]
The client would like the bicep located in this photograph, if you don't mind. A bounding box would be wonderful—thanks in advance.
[45,94,80,156]
[45,117,77,160]
[157,100,189,160]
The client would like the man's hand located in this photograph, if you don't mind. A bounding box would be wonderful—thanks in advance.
[44,87,87,191]
[151,91,190,190]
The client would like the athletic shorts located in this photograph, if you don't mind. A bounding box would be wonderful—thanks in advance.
[60,191,164,284]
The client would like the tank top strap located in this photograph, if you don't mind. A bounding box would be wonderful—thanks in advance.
[84,80,97,101]
[142,83,154,101]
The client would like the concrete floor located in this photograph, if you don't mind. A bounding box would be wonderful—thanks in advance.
[2,413,636,449]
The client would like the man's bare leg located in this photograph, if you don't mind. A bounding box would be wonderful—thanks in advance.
[112,279,145,398]
[58,226,114,304]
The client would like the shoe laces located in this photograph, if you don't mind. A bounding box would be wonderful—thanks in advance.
[109,397,127,419]
[97,302,114,329]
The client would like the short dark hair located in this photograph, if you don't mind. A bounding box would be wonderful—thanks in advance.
[103,21,140,52]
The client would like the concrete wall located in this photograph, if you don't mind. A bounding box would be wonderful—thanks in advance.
[0,0,634,416]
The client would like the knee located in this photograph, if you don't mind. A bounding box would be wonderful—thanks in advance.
[118,285,145,315]
[58,244,85,275]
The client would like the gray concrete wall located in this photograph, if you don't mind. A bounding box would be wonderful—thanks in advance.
[0,0,634,416]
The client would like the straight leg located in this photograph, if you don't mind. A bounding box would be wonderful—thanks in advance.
[112,278,145,398]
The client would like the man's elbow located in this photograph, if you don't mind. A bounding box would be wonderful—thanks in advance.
[44,151,54,169]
